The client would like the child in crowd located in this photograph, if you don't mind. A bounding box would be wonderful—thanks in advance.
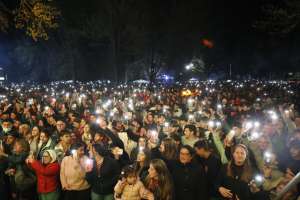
[114,165,154,200]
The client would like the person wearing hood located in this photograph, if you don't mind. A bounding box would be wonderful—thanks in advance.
[27,149,60,200]
[36,130,56,160]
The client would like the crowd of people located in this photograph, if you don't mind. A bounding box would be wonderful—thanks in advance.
[0,80,299,200]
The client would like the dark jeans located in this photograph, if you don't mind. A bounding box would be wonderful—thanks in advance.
[64,189,90,200]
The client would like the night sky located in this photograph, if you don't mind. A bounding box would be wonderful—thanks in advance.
[0,0,299,81]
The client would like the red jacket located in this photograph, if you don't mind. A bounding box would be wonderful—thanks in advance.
[29,160,60,193]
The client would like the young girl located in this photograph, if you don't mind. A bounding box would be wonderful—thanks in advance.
[114,165,154,200]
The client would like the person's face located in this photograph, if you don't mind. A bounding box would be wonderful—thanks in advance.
[158,116,165,124]
[147,114,153,123]
[258,137,269,151]
[98,118,107,128]
[148,164,158,179]
[13,142,23,154]
[25,133,32,141]
[2,122,11,129]
[76,147,85,158]
[137,152,146,162]
[56,121,65,132]
[116,122,123,131]
[159,142,165,153]
[1,114,9,120]
[195,147,206,158]
[90,115,96,122]
[38,120,44,127]
[138,138,146,147]
[179,148,192,164]
[184,128,192,138]
[31,115,37,121]
[139,128,147,137]
[6,135,15,145]
[275,121,284,131]
[10,113,17,119]
[263,124,275,135]
[31,127,40,137]
[61,134,71,144]
[290,147,300,160]
[70,133,77,143]
[132,121,140,128]
[18,125,24,134]
[233,146,247,166]
[42,152,52,165]
[13,121,21,129]
[126,175,137,185]
[93,133,100,142]
[47,117,56,125]
[40,132,49,144]
[84,124,90,133]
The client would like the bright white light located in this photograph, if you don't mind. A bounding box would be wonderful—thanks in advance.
[164,122,169,127]
[254,121,260,128]
[255,175,264,183]
[217,104,222,109]
[188,114,194,120]
[124,114,129,120]
[96,118,100,124]
[270,113,278,121]
[187,98,194,105]
[71,149,76,155]
[264,151,272,160]
[249,131,261,141]
[208,121,215,128]
[128,103,134,110]
[110,112,115,117]
[85,159,92,165]
[185,63,194,70]
[267,110,275,115]
[245,121,253,129]
[227,130,235,140]
[139,147,144,152]
[216,121,221,127]
[150,130,158,138]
